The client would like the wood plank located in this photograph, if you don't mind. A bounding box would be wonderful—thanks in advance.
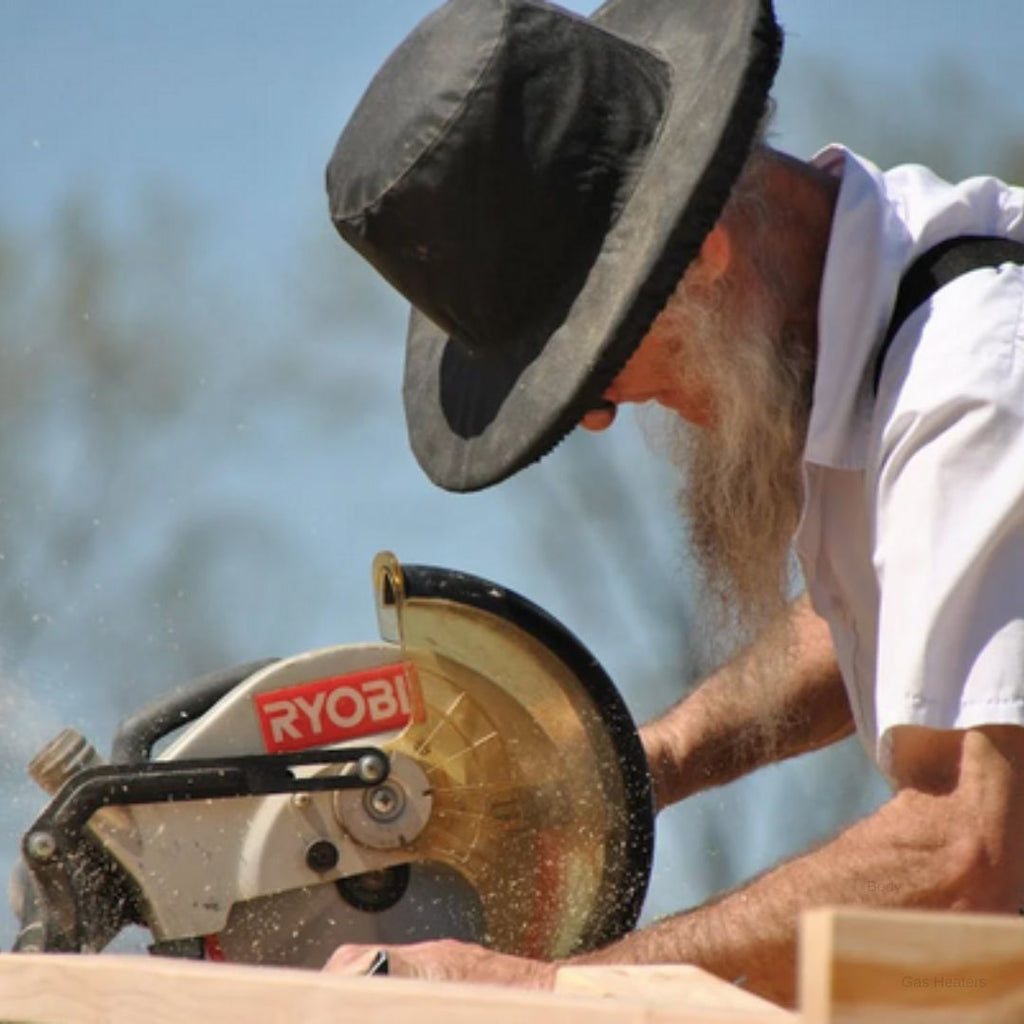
[0,954,790,1024]
[799,906,1024,1023]
[555,964,794,1018]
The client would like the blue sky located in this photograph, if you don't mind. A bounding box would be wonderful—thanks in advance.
[0,0,1020,947]
[4,0,1022,287]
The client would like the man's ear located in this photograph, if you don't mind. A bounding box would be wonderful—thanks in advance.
[698,224,732,279]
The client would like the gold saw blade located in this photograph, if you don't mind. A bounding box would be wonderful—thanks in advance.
[366,552,652,959]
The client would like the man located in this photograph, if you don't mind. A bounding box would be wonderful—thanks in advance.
[321,0,1024,1004]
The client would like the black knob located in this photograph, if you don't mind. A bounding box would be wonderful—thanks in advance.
[305,839,340,873]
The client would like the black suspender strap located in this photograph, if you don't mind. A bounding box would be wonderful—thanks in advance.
[872,235,1024,395]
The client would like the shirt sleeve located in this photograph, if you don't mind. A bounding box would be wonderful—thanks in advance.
[869,265,1024,767]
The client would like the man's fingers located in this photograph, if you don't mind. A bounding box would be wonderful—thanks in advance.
[324,939,556,988]
[324,945,391,976]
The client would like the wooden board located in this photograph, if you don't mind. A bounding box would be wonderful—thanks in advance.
[799,906,1024,1023]
[0,954,790,1024]
[9,907,1024,1023]
[555,964,793,1018]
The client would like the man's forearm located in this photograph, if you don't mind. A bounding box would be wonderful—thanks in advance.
[570,780,999,1006]
[642,594,853,807]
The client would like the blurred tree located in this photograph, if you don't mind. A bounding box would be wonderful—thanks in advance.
[782,54,1024,184]
[0,197,397,795]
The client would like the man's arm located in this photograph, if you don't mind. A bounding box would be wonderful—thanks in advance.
[571,723,1024,1004]
[327,724,1024,1007]
[642,593,854,809]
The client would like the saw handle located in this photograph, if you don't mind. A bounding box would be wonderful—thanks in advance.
[110,659,279,763]
[16,746,390,954]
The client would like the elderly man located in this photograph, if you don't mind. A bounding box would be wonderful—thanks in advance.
[322,0,1024,1004]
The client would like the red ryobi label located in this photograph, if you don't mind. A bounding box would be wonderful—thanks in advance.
[254,661,423,753]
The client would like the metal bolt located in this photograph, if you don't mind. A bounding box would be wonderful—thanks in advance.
[365,783,404,823]
[291,792,312,809]
[357,753,387,785]
[305,839,339,874]
[25,831,58,863]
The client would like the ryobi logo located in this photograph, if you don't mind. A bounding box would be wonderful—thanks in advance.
[254,662,423,753]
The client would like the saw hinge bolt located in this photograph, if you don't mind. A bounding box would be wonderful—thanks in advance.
[366,784,405,823]
[25,830,58,863]
[357,753,388,785]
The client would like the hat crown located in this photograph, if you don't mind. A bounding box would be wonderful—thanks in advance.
[327,0,669,374]
[326,0,781,490]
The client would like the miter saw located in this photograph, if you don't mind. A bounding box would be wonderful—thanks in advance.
[10,552,654,968]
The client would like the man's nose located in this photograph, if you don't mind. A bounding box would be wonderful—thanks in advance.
[580,399,617,432]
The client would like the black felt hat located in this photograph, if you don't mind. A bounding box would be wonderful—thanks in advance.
[327,0,781,492]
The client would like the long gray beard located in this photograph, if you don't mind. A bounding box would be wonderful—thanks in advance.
[657,271,815,655]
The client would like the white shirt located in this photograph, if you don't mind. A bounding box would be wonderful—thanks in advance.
[795,145,1024,776]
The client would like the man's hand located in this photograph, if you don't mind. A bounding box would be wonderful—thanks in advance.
[323,939,558,989]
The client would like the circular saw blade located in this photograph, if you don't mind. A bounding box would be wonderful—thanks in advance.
[367,556,654,959]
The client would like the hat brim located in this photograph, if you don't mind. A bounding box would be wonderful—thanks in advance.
[404,0,781,492]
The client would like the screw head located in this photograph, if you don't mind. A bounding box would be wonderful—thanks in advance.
[357,753,387,784]
[25,831,58,863]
